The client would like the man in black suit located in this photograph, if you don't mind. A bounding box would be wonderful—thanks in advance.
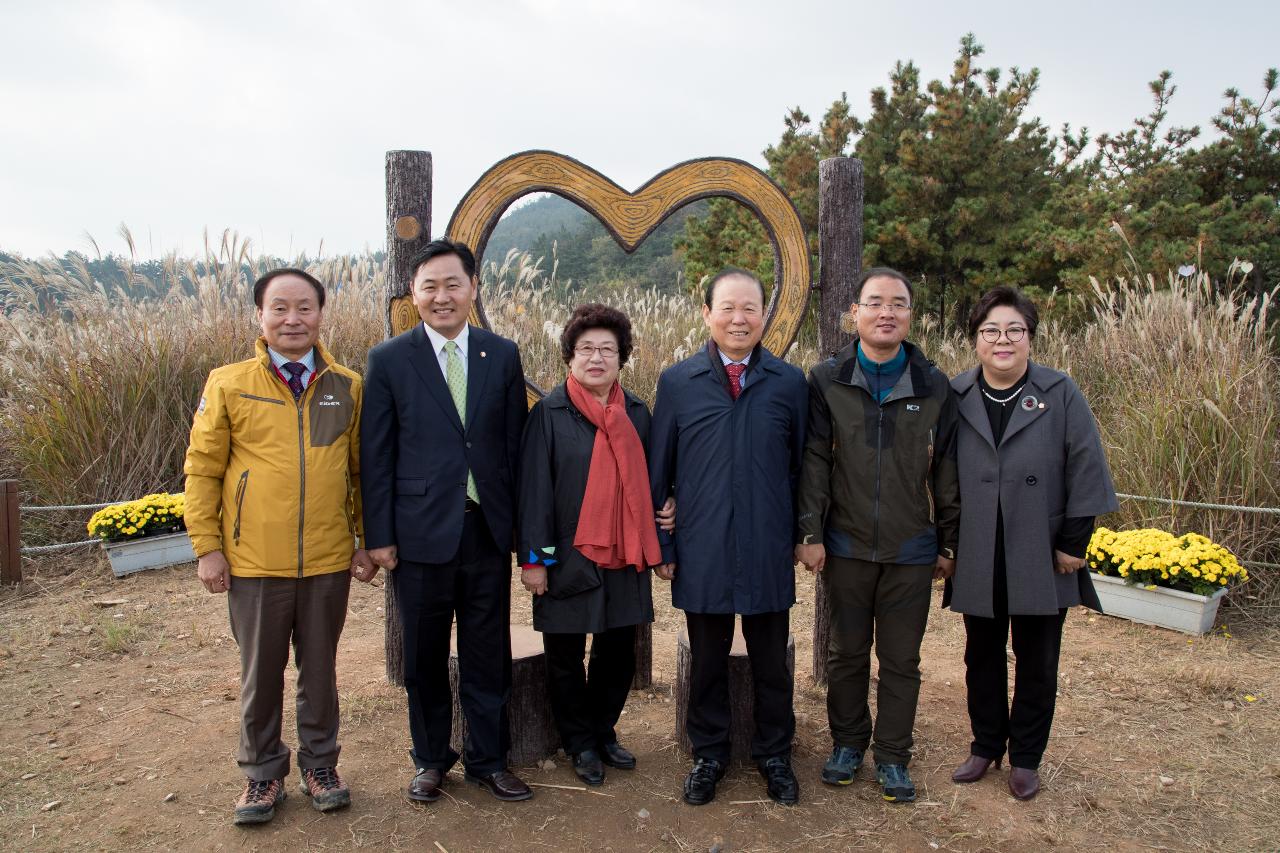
[361,238,531,803]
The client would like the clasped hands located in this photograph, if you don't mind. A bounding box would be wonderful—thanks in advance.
[793,542,957,580]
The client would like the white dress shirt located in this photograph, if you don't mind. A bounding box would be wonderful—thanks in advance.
[423,323,469,379]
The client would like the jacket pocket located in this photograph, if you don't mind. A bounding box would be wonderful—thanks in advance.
[547,545,603,599]
[396,478,427,496]
[239,393,285,405]
[233,470,249,545]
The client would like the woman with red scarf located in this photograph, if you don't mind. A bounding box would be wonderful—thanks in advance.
[518,303,669,787]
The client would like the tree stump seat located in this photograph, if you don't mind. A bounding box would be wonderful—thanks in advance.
[673,621,796,763]
[448,624,559,767]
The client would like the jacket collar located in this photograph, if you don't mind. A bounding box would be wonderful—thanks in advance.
[255,337,332,377]
[953,361,1065,449]
[543,381,646,414]
[691,340,785,378]
[832,339,934,402]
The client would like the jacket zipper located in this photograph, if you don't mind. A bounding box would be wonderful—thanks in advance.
[296,395,306,577]
[925,428,936,524]
[233,470,249,546]
[872,407,883,560]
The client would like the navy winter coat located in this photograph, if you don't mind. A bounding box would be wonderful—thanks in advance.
[648,343,808,615]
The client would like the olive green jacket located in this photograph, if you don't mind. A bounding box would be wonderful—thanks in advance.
[797,341,960,565]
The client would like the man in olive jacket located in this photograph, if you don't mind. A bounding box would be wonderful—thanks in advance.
[185,268,375,826]
[795,267,959,804]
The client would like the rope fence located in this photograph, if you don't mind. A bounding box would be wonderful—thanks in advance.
[3,486,1278,582]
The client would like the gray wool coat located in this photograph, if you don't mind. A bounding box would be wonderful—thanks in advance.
[947,362,1119,618]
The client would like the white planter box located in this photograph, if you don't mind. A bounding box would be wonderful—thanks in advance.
[1091,572,1227,635]
[102,531,195,578]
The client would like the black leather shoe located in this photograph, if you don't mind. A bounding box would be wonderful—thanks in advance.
[572,750,605,786]
[465,769,533,801]
[952,754,1001,784]
[1008,766,1041,800]
[407,768,443,803]
[599,742,636,770]
[758,756,800,806]
[682,757,726,806]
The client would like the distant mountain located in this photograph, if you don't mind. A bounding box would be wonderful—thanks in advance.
[482,194,706,294]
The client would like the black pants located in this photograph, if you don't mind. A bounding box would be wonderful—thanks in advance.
[825,556,934,766]
[685,610,793,764]
[542,625,636,755]
[963,607,1067,770]
[394,509,511,775]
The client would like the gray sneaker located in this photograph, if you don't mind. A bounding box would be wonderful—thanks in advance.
[821,746,864,785]
[875,762,916,803]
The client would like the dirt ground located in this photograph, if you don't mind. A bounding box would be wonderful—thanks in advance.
[1,555,1277,852]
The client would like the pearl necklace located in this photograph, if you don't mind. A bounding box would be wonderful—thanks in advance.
[981,383,1025,405]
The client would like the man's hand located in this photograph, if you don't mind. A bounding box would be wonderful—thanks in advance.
[655,563,676,581]
[369,545,398,571]
[350,549,379,583]
[522,566,548,596]
[934,554,956,580]
[1054,549,1085,575]
[795,543,826,573]
[656,497,676,533]
[198,550,232,594]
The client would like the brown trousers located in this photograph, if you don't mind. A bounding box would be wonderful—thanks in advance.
[227,569,351,780]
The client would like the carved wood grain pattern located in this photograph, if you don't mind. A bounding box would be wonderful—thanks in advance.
[448,152,810,358]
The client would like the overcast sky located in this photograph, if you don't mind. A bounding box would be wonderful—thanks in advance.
[1,0,1275,260]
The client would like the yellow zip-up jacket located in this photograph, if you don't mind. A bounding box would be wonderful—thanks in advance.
[184,338,363,578]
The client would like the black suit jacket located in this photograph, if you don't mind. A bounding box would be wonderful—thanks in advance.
[360,323,527,562]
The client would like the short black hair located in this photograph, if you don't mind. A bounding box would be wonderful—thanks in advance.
[704,267,766,308]
[253,267,325,309]
[967,286,1040,341]
[560,303,634,366]
[408,238,477,280]
[852,266,913,304]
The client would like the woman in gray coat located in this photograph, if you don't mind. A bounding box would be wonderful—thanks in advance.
[946,287,1118,800]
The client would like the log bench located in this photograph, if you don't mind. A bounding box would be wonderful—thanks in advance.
[673,621,796,763]
[448,624,559,766]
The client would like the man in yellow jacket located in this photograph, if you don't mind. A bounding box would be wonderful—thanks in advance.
[185,267,374,826]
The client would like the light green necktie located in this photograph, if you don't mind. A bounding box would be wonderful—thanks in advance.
[444,340,480,503]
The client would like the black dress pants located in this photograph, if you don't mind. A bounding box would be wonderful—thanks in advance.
[963,553,1067,770]
[542,625,636,755]
[685,610,793,764]
[394,509,512,775]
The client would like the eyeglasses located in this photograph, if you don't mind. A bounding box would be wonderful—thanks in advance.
[574,344,619,359]
[856,301,912,313]
[978,327,1028,343]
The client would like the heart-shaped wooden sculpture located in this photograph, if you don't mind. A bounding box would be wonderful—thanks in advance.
[389,151,810,404]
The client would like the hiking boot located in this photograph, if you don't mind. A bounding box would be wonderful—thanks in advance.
[821,745,864,786]
[233,777,286,825]
[875,762,916,804]
[300,766,351,812]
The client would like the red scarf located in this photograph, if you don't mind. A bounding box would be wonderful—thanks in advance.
[566,375,662,571]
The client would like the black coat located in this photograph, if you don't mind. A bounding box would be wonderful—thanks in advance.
[517,383,654,634]
[360,324,527,561]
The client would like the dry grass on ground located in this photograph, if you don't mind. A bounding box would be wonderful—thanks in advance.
[0,555,1277,852]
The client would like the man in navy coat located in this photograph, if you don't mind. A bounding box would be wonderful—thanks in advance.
[361,239,532,803]
[649,268,808,806]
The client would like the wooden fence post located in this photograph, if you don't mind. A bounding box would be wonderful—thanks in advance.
[812,158,863,684]
[383,150,432,686]
[1,481,21,585]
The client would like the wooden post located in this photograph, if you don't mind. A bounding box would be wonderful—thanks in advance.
[632,622,652,690]
[812,157,863,685]
[383,150,432,686]
[1,481,20,585]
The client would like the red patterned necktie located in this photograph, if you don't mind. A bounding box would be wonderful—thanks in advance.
[283,362,307,399]
[725,363,745,401]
